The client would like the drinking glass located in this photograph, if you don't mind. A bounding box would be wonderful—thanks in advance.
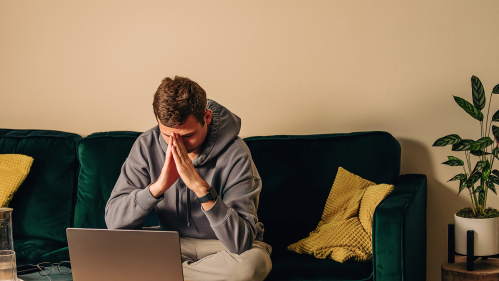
[0,250,16,281]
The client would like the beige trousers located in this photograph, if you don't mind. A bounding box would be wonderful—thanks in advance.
[180,237,272,281]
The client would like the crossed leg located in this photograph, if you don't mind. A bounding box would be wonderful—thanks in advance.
[180,237,272,281]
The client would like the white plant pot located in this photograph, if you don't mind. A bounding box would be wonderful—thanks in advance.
[454,214,499,256]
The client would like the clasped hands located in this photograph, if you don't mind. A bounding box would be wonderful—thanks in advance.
[150,132,210,199]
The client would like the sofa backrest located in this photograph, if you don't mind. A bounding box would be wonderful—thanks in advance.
[243,131,401,256]
[1,128,400,257]
[0,129,81,243]
[74,131,158,229]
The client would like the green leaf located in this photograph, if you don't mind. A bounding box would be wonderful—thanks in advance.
[454,96,484,121]
[470,150,491,156]
[493,84,499,94]
[487,180,497,195]
[442,160,464,166]
[452,139,475,151]
[492,126,499,144]
[489,175,499,185]
[467,172,482,186]
[433,134,462,146]
[457,180,467,196]
[479,191,486,205]
[470,137,494,151]
[471,161,487,173]
[448,173,467,182]
[472,76,486,110]
[447,156,463,161]
[475,185,484,194]
[492,169,499,177]
[493,148,499,160]
[482,160,491,182]
[492,110,499,122]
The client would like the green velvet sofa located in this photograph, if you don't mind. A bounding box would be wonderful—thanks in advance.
[0,128,427,281]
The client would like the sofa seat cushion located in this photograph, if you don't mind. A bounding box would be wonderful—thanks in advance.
[14,238,68,265]
[266,252,372,281]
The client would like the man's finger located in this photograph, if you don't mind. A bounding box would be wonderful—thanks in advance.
[167,138,174,161]
[165,136,174,163]
[171,140,180,162]
[172,134,184,164]
[175,134,186,157]
[162,137,171,171]
[175,134,189,158]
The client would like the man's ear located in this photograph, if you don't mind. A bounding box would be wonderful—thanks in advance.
[205,109,212,126]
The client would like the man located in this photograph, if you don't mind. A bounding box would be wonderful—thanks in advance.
[105,76,272,281]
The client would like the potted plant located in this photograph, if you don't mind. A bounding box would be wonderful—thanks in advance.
[433,75,499,256]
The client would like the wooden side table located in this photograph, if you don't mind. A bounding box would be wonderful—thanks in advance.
[442,256,499,281]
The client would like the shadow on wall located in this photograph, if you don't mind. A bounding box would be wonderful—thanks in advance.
[398,138,470,281]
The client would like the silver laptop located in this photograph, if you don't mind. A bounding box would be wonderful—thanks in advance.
[66,228,184,281]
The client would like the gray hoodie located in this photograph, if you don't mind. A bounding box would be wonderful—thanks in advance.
[105,99,264,254]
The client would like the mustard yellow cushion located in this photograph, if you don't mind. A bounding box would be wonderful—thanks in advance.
[0,154,34,207]
[287,167,394,262]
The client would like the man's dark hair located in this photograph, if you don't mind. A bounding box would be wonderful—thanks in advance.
[153,76,207,127]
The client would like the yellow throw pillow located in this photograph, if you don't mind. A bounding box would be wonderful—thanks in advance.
[0,154,34,207]
[287,167,394,262]
[359,183,394,237]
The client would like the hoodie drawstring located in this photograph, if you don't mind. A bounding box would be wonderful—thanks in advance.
[175,183,195,228]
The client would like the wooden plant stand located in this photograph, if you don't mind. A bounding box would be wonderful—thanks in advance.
[442,256,499,281]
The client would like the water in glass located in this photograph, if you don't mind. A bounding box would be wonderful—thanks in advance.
[0,250,16,281]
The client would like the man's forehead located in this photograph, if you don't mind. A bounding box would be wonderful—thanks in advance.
[158,123,196,134]
[161,128,195,135]
[156,113,204,134]
[157,120,199,135]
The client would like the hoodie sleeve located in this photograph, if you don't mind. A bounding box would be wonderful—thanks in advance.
[105,136,163,229]
[202,141,262,254]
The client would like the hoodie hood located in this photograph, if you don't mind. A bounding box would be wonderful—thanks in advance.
[157,99,242,227]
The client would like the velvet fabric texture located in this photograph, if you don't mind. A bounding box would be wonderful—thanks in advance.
[244,131,426,281]
[74,131,158,229]
[0,129,80,266]
[266,252,374,281]
[0,129,81,243]
[2,128,427,280]
[372,174,427,281]
[243,131,401,259]
[14,238,68,265]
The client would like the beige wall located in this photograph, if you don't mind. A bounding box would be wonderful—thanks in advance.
[2,0,499,280]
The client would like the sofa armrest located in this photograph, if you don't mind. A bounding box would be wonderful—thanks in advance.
[372,174,427,281]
